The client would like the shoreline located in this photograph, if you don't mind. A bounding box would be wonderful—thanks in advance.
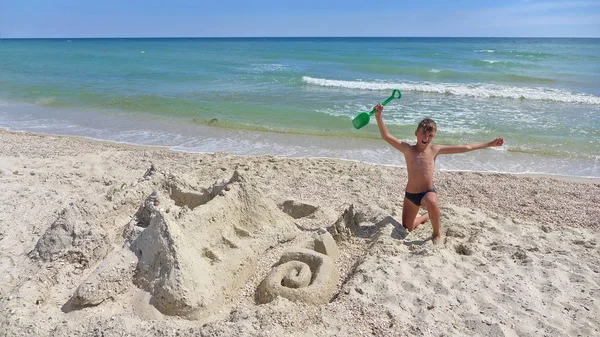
[3,128,600,184]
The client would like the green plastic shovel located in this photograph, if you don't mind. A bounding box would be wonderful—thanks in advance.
[352,89,402,129]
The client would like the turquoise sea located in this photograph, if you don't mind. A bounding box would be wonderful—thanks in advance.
[0,37,599,177]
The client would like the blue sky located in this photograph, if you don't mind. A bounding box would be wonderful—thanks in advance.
[1,0,599,38]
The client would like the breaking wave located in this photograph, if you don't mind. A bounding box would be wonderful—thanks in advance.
[302,76,600,105]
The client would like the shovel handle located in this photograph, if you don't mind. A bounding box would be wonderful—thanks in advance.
[369,89,402,115]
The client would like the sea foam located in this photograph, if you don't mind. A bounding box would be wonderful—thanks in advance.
[302,76,600,105]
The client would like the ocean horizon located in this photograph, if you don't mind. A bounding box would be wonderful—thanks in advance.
[1,37,599,177]
[3,36,599,39]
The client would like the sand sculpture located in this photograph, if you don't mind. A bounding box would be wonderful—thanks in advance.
[52,166,302,318]
[256,230,340,305]
[28,164,351,319]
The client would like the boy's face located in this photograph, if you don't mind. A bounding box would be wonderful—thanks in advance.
[415,128,436,149]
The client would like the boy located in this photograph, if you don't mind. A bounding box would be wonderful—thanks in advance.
[373,103,504,244]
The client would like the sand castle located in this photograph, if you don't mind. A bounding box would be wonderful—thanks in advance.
[30,165,353,319]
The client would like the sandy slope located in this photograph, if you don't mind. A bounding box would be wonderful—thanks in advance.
[0,129,598,337]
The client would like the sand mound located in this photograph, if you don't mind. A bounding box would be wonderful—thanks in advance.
[67,248,137,309]
[29,204,110,268]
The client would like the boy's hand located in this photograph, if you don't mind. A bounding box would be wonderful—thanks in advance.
[490,138,504,147]
[374,103,384,118]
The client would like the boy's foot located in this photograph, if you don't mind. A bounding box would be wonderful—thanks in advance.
[432,235,442,245]
[412,213,429,230]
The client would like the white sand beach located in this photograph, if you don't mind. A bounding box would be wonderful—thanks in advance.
[0,129,599,336]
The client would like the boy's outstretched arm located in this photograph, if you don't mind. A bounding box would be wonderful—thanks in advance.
[436,138,504,155]
[374,103,410,153]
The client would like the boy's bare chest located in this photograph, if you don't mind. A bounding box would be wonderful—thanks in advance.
[406,149,436,171]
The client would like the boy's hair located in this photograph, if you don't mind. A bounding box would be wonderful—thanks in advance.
[417,118,437,133]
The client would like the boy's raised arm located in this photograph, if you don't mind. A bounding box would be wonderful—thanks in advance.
[436,138,504,155]
[374,103,410,153]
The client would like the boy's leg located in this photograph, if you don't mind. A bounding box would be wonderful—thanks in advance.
[415,213,429,227]
[402,197,427,231]
[421,193,441,244]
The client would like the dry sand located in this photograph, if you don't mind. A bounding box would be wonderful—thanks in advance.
[0,128,599,337]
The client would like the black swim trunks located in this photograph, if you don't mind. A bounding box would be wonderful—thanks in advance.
[405,188,437,206]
